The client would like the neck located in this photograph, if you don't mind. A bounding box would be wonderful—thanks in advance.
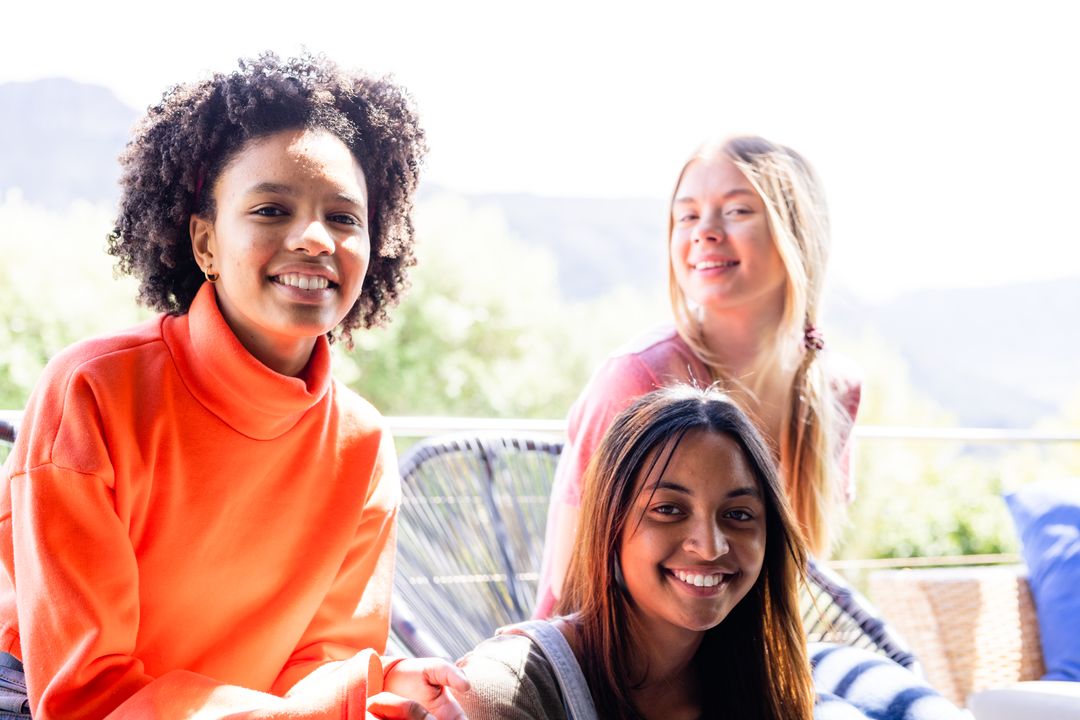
[698,287,788,379]
[626,616,703,719]
[227,324,317,378]
[248,336,316,377]
[215,302,317,378]
[697,289,804,447]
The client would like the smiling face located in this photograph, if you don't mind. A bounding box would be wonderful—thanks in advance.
[619,428,766,651]
[190,127,370,375]
[669,155,787,317]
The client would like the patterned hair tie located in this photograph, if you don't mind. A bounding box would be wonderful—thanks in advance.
[804,323,825,352]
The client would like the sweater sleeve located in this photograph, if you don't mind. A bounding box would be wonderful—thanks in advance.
[273,427,400,697]
[4,380,389,720]
[10,461,385,720]
[456,635,567,720]
[10,458,152,719]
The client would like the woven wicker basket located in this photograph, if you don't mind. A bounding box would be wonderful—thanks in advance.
[868,565,1044,707]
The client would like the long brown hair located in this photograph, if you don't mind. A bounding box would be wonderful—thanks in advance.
[667,135,848,555]
[556,385,814,720]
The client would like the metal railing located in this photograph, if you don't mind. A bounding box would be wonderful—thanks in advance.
[377,416,1080,574]
[383,414,1080,444]
[6,409,1079,445]
[3,410,1077,573]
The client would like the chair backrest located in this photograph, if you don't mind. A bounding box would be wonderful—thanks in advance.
[392,433,563,660]
[392,432,921,672]
[1,417,16,446]
[0,414,18,464]
[803,560,919,670]
[2,416,920,671]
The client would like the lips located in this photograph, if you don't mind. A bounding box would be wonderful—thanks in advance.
[667,567,737,590]
[674,570,723,588]
[269,262,340,292]
[692,259,739,271]
[274,273,333,290]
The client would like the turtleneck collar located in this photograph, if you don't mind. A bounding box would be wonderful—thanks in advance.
[163,282,333,440]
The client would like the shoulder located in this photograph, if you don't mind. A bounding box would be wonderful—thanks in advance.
[590,325,702,397]
[562,326,695,446]
[821,350,862,418]
[610,325,698,373]
[36,316,166,392]
[327,381,400,501]
[610,324,683,358]
[11,316,166,474]
[26,315,167,421]
[329,380,388,436]
[457,634,567,720]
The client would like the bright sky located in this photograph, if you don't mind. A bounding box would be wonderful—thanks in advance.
[4,0,1078,300]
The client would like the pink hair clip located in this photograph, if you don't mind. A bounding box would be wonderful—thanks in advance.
[804,324,825,351]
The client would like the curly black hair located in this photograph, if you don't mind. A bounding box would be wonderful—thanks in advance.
[108,52,426,341]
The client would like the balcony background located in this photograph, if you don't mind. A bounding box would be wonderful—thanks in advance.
[2,76,1078,579]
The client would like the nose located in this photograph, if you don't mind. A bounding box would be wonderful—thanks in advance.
[289,220,335,256]
[684,518,729,560]
[691,212,724,244]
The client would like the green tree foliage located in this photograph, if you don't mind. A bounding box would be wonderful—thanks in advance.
[0,195,146,410]
[336,193,666,418]
[1035,384,1080,478]
[832,331,1020,562]
[1,192,1072,562]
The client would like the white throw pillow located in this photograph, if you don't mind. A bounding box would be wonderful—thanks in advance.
[968,681,1080,719]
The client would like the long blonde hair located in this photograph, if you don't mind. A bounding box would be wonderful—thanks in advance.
[557,386,814,720]
[668,135,846,555]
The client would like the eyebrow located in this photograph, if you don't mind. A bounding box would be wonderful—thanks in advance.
[673,188,756,205]
[245,182,366,209]
[644,480,761,500]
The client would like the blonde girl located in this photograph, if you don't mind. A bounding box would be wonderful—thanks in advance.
[536,135,860,617]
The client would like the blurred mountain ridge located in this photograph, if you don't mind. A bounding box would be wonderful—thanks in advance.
[0,78,136,210]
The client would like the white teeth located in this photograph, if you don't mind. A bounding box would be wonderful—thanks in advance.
[673,570,724,588]
[693,260,738,270]
[277,273,329,290]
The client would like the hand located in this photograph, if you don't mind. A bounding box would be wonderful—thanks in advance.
[366,691,439,719]
[372,657,470,720]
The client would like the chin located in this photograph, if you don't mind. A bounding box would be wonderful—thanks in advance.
[277,313,345,338]
[679,611,732,634]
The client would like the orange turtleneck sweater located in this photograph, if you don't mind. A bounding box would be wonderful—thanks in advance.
[0,283,399,719]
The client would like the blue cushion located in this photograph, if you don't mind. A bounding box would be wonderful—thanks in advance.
[1004,481,1080,681]
[810,643,965,719]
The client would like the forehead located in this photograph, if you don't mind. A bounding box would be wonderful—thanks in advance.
[219,128,368,198]
[675,155,757,200]
[638,429,760,499]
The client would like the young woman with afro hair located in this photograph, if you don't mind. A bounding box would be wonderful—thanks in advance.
[0,53,470,720]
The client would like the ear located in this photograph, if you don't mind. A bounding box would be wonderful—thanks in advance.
[190,214,215,273]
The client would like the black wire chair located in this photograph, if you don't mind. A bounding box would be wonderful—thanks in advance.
[0,415,17,462]
[391,432,920,673]
[390,433,561,660]
[0,416,16,446]
[3,415,918,670]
